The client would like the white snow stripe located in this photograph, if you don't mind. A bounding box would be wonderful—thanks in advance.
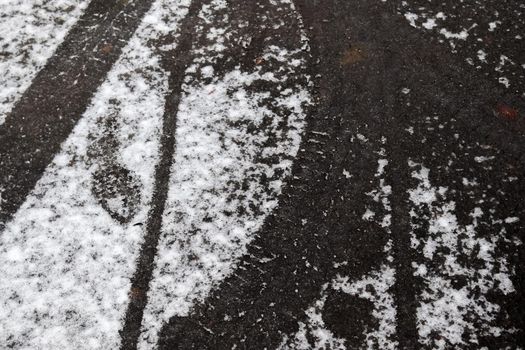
[0,0,91,125]
[0,0,190,348]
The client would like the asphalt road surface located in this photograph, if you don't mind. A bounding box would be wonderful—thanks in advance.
[0,0,523,349]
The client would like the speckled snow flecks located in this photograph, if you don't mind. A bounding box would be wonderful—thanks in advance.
[280,141,398,350]
[137,0,312,348]
[280,129,522,349]
[0,0,190,348]
[279,266,397,350]
[278,286,348,350]
[0,0,90,125]
[408,160,520,349]
[389,0,525,95]
[358,142,398,350]
[364,140,392,230]
[332,266,398,350]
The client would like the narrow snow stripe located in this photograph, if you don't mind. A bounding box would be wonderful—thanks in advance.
[0,0,155,227]
[118,0,207,348]
[0,0,190,348]
[0,0,91,125]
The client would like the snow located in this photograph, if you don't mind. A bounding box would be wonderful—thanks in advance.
[407,162,439,205]
[279,289,347,350]
[137,0,312,348]
[422,18,437,30]
[498,76,510,88]
[393,0,524,93]
[401,7,469,41]
[477,49,487,62]
[333,266,398,350]
[280,265,398,350]
[488,21,501,32]
[0,0,191,348]
[408,160,519,349]
[404,12,418,28]
[439,28,469,40]
[504,217,519,224]
[474,155,495,163]
[1,0,522,348]
[362,208,376,221]
[0,0,90,125]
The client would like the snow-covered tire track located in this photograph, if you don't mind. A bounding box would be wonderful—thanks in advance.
[160,0,523,347]
[1,0,523,348]
[119,0,210,347]
[155,1,394,348]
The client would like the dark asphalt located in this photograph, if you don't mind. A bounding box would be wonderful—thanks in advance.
[159,0,524,348]
[0,0,154,226]
[393,0,525,97]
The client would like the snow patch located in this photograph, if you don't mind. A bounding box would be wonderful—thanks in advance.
[408,161,518,348]
[0,0,90,125]
[137,0,312,348]
[0,0,191,348]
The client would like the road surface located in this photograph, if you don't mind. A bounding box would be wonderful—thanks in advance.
[0,0,523,349]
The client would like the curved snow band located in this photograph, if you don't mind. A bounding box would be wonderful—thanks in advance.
[0,0,311,349]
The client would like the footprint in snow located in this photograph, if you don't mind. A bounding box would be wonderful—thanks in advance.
[88,109,142,224]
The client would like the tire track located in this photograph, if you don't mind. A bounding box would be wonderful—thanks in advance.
[0,0,191,348]
[0,0,155,227]
[118,1,208,348]
[128,0,312,348]
[1,0,523,348]
[157,0,390,347]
